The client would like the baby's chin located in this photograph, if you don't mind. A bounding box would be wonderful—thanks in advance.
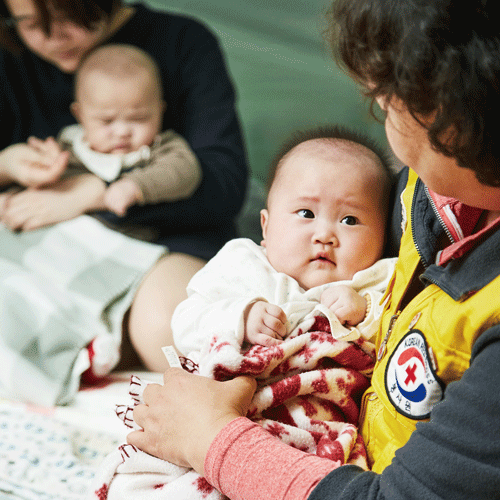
[108,146,134,155]
[90,146,133,155]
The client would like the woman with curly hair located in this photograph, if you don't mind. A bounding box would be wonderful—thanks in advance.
[126,1,500,499]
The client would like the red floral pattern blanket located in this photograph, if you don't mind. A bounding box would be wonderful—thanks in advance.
[90,316,375,500]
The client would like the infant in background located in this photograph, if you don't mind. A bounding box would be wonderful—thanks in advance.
[172,125,397,362]
[58,43,201,216]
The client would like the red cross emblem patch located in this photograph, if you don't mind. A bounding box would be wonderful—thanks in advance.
[385,330,444,420]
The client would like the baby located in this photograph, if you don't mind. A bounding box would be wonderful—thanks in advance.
[92,126,398,499]
[59,43,201,216]
[172,125,396,359]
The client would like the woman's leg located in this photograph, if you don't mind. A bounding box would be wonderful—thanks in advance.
[126,252,206,372]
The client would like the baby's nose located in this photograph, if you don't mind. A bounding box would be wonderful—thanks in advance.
[314,225,338,245]
[113,121,132,136]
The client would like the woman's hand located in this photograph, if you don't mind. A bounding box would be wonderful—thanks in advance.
[0,138,69,188]
[128,368,257,475]
[1,174,107,231]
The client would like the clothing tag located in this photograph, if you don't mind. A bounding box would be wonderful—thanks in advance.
[161,346,182,368]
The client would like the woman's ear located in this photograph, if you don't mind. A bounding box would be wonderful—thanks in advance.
[260,209,269,247]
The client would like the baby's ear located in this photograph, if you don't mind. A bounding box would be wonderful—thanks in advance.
[260,209,269,247]
[70,102,81,121]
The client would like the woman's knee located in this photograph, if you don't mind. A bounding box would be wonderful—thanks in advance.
[127,252,206,370]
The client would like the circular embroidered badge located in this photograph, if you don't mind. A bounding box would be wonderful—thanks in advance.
[384,329,444,420]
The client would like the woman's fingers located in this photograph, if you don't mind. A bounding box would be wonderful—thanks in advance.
[127,369,257,474]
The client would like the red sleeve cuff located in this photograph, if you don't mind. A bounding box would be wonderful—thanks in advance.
[205,417,338,500]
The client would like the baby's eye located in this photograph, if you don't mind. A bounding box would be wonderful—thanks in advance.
[100,118,114,125]
[297,209,314,219]
[340,215,359,226]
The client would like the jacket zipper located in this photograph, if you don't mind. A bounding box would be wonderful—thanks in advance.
[377,180,441,362]
[423,185,455,244]
[375,181,420,361]
[410,179,426,265]
[376,179,430,361]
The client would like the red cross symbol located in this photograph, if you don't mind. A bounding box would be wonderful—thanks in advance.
[405,363,417,385]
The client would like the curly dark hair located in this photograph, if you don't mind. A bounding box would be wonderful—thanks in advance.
[0,0,121,53]
[327,0,500,186]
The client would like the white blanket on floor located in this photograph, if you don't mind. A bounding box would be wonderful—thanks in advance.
[0,372,162,500]
[0,216,165,406]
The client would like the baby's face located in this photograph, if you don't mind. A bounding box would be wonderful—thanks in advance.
[74,70,164,154]
[260,141,387,290]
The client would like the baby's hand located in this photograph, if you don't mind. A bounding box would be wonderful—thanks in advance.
[320,285,367,327]
[104,178,143,216]
[244,301,287,347]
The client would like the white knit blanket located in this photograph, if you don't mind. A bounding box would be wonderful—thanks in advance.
[0,216,165,406]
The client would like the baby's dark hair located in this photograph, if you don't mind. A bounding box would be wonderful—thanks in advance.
[267,124,393,195]
[327,0,500,187]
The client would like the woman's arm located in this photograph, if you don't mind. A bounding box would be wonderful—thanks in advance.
[1,173,106,231]
[128,369,257,474]
[128,327,500,500]
[206,417,340,500]
[310,326,500,500]
[127,370,338,500]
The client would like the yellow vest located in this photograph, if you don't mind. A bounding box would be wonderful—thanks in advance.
[361,169,500,472]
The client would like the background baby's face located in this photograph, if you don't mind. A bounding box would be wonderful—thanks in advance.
[73,70,164,155]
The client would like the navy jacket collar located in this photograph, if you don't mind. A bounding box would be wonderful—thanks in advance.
[412,178,500,301]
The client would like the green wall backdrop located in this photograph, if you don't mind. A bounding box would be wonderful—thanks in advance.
[132,0,388,182]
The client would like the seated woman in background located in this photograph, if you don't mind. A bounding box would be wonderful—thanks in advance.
[0,0,248,373]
